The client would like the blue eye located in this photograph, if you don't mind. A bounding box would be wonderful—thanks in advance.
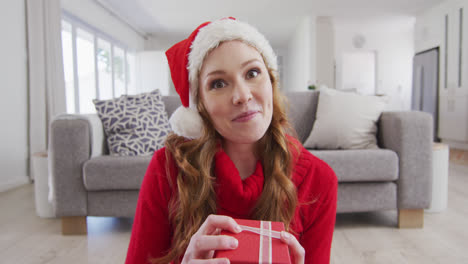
[210,79,226,89]
[247,69,260,79]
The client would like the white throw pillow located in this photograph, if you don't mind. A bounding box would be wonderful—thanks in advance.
[303,87,386,149]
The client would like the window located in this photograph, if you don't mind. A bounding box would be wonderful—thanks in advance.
[127,53,136,95]
[76,27,96,113]
[113,46,126,98]
[97,39,113,100]
[61,20,75,113]
[61,13,137,113]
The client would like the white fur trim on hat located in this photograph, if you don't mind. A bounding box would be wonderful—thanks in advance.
[170,18,277,139]
[169,106,203,139]
[187,19,278,108]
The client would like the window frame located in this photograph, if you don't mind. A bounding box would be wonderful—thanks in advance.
[61,11,136,113]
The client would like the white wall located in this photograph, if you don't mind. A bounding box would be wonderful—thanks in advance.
[285,16,317,92]
[0,0,30,191]
[145,34,183,51]
[416,0,468,148]
[136,51,170,95]
[334,17,415,110]
[143,36,181,96]
[316,17,335,89]
[61,0,145,51]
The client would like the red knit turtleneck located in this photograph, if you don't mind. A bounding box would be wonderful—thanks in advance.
[125,138,337,264]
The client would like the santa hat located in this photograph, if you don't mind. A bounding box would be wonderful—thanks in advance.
[165,17,278,139]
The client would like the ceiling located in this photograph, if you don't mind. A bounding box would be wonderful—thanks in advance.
[97,0,446,47]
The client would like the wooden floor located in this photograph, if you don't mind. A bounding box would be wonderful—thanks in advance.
[1,154,468,263]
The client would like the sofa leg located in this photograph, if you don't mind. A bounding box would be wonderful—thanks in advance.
[398,209,424,228]
[62,216,87,235]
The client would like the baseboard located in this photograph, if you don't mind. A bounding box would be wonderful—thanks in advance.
[0,176,30,193]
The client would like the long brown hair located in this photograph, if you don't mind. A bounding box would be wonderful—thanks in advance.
[152,68,298,263]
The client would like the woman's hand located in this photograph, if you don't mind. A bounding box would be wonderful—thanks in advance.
[181,215,242,264]
[280,231,305,264]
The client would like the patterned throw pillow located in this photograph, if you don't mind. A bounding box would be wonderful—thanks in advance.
[93,90,172,156]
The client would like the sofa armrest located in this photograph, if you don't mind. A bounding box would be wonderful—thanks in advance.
[378,111,433,209]
[49,114,101,216]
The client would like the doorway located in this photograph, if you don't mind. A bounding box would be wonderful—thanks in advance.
[412,48,439,141]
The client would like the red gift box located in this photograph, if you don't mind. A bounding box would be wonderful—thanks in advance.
[214,219,291,264]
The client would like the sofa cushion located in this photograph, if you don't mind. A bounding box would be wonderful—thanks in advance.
[310,149,398,182]
[83,156,151,191]
[93,90,172,156]
[304,87,386,149]
[337,182,397,213]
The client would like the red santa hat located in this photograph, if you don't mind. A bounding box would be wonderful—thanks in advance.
[165,17,278,139]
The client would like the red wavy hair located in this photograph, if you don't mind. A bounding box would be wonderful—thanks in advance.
[152,66,298,264]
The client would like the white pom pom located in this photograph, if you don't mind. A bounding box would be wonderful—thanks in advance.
[169,106,203,139]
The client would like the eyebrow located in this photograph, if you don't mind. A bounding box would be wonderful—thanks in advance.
[241,58,262,68]
[205,58,262,77]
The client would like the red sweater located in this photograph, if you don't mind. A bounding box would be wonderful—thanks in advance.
[125,140,337,264]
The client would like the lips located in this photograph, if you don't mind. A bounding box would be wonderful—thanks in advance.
[232,110,260,122]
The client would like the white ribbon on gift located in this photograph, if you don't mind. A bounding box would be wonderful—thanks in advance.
[239,223,281,239]
[239,221,278,263]
[259,221,272,263]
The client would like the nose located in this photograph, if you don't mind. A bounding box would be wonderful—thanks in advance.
[232,80,252,105]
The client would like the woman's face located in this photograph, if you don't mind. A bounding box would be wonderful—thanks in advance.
[198,40,273,145]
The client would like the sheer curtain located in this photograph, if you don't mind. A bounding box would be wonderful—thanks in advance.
[26,0,66,179]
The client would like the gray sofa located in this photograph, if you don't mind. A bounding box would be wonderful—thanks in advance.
[50,91,433,235]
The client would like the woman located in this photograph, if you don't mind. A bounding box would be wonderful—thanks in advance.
[125,17,337,264]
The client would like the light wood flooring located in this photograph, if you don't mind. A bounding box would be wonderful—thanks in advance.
[1,153,467,263]
[449,148,468,165]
